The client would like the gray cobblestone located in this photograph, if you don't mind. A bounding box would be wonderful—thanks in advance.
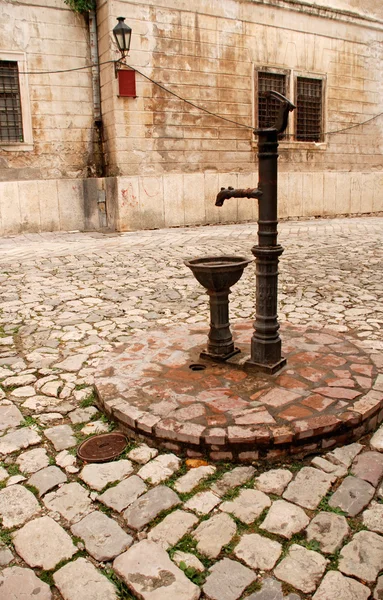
[0,218,382,599]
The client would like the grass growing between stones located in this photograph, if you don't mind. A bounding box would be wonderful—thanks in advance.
[103,568,137,599]
[0,528,14,547]
[147,506,179,529]
[318,492,347,515]
[24,483,39,497]
[178,561,206,586]
[168,533,213,570]
[243,579,262,596]
[38,551,87,588]
[38,570,54,587]
[20,415,39,428]
[166,462,235,502]
[97,503,114,517]
[5,464,21,476]
[79,391,98,408]
[326,548,341,571]
[348,517,367,533]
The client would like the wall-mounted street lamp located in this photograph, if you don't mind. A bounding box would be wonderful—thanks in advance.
[113,17,132,56]
[113,17,136,98]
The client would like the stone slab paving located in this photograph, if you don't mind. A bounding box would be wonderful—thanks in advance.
[13,516,77,570]
[0,218,383,599]
[312,571,371,600]
[147,509,199,549]
[113,540,200,600]
[254,468,293,495]
[374,576,383,600]
[246,577,301,600]
[0,543,14,567]
[193,513,237,558]
[328,475,375,516]
[71,510,133,561]
[0,566,52,600]
[362,501,383,534]
[53,558,118,600]
[174,465,216,493]
[0,427,41,455]
[98,474,147,512]
[16,447,50,473]
[184,490,221,515]
[173,551,205,572]
[282,467,333,510]
[124,485,181,530]
[234,533,282,570]
[0,402,24,433]
[0,484,40,527]
[260,500,310,539]
[306,512,350,553]
[274,545,328,593]
[219,489,271,523]
[338,530,383,583]
[28,465,67,496]
[351,451,383,486]
[203,557,256,600]
[42,482,93,523]
[79,459,133,491]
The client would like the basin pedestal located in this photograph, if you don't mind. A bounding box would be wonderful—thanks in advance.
[184,256,252,361]
[201,288,239,360]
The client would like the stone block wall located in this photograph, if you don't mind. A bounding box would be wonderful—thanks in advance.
[94,0,383,230]
[99,0,383,179]
[0,0,95,182]
[0,0,382,234]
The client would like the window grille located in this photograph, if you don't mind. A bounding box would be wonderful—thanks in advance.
[258,72,286,130]
[0,60,23,143]
[296,77,322,142]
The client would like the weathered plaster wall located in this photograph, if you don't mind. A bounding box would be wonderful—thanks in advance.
[93,0,383,230]
[0,0,95,181]
[0,0,382,234]
[99,0,383,177]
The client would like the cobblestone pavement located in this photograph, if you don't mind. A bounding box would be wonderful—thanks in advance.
[0,216,382,600]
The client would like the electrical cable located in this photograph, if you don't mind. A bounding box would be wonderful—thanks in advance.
[16,59,116,75]
[10,59,383,137]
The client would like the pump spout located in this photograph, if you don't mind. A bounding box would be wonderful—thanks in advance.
[215,187,263,207]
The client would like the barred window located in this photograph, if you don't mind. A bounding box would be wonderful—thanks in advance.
[296,77,322,142]
[258,72,286,130]
[0,60,23,143]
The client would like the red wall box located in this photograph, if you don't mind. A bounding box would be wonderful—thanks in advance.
[118,69,137,97]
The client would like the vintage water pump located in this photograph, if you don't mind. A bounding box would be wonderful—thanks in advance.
[216,91,295,373]
[186,91,295,374]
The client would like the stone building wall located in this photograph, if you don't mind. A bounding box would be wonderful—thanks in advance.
[98,0,383,230]
[0,0,95,183]
[0,0,382,234]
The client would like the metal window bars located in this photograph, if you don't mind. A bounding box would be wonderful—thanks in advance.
[0,61,23,143]
[258,72,286,132]
[296,77,322,142]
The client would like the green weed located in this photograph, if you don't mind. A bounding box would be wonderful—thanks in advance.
[178,561,206,586]
[103,568,136,599]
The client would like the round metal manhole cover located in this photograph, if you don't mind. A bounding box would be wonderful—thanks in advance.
[77,432,127,463]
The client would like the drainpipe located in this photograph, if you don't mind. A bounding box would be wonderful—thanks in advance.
[89,9,101,122]
[87,7,107,228]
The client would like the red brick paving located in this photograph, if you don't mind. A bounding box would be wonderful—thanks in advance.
[95,322,383,462]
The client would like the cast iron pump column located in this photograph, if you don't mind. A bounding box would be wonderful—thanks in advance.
[216,91,295,374]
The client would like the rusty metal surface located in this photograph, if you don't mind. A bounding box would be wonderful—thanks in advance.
[77,432,127,463]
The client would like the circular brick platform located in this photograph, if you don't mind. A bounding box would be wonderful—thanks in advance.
[94,322,383,463]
